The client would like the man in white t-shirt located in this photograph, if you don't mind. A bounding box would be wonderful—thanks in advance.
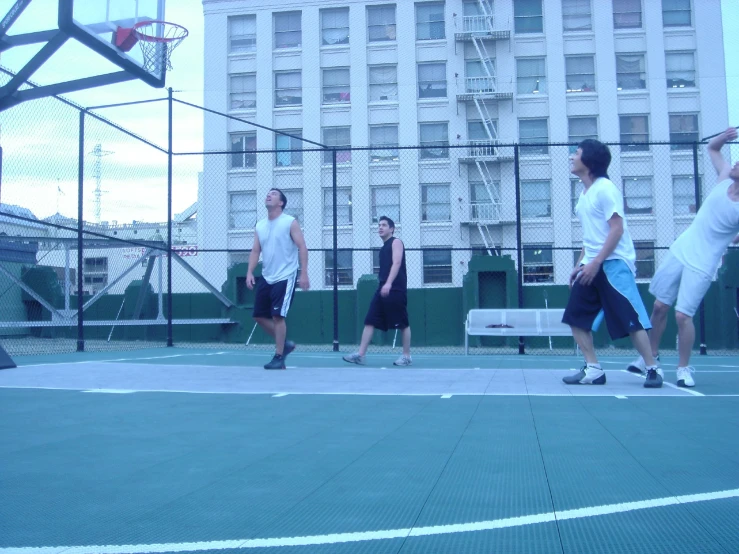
[246,189,310,370]
[627,128,739,387]
[562,139,662,387]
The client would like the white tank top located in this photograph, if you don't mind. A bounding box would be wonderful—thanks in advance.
[255,213,299,284]
[670,179,739,278]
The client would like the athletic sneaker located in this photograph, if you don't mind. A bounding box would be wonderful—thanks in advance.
[676,366,696,387]
[393,355,412,366]
[644,366,663,388]
[342,352,366,365]
[283,340,296,358]
[626,355,660,375]
[264,354,286,370]
[562,364,606,385]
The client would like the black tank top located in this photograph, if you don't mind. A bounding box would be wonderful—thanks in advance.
[378,236,407,291]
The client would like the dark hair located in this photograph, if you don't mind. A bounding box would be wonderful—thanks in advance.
[270,188,287,209]
[379,215,395,230]
[577,139,611,179]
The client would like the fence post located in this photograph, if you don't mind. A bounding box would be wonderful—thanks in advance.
[167,88,173,347]
[332,149,339,352]
[77,110,85,352]
[514,144,525,354]
[692,141,707,355]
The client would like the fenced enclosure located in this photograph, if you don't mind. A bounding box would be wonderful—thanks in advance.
[1,85,737,357]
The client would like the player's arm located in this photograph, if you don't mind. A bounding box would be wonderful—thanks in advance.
[384,239,404,288]
[246,233,261,289]
[707,127,738,180]
[576,214,624,286]
[290,219,310,290]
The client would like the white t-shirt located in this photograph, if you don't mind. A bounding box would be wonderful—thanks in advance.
[575,177,637,273]
[255,213,299,284]
[670,179,739,278]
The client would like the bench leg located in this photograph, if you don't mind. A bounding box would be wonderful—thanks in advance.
[465,331,468,355]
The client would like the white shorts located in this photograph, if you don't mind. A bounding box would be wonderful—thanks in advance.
[648,252,712,317]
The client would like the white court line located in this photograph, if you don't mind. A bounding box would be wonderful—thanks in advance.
[3,487,738,554]
[272,393,289,398]
[82,389,136,394]
[440,394,452,399]
[0,385,725,397]
[615,395,628,399]
[17,352,231,368]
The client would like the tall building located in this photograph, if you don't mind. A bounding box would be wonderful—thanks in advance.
[201,0,729,289]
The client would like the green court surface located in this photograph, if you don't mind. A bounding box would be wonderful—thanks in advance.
[1,348,739,553]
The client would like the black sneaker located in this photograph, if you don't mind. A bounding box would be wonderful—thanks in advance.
[283,340,296,358]
[264,354,286,370]
[644,367,663,388]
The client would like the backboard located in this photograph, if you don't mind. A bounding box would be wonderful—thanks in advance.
[58,0,167,88]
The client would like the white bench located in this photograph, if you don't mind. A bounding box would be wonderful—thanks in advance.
[464,308,573,354]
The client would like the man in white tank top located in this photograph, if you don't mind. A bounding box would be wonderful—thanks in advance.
[247,189,310,369]
[627,128,739,387]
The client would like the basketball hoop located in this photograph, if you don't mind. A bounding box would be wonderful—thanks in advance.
[131,20,189,75]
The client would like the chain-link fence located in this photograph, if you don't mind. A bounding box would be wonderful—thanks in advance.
[1,89,737,357]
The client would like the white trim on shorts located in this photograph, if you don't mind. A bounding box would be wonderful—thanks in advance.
[279,270,298,317]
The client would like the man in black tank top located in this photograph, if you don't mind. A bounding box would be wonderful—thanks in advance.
[343,216,412,366]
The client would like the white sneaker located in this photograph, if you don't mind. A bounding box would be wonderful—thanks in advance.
[393,355,412,366]
[342,352,366,365]
[627,355,660,375]
[676,366,696,387]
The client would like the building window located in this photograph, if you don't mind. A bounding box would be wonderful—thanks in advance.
[619,115,649,152]
[519,119,549,155]
[323,187,352,226]
[565,56,595,92]
[562,0,592,31]
[369,65,398,101]
[423,249,452,284]
[634,241,655,278]
[568,117,598,153]
[662,0,691,27]
[421,184,451,221]
[470,181,501,221]
[462,0,493,33]
[283,190,304,223]
[372,250,381,274]
[419,122,449,159]
[368,4,396,42]
[666,52,695,88]
[465,58,496,94]
[230,74,256,110]
[613,0,642,29]
[523,245,554,283]
[371,186,400,223]
[322,127,351,164]
[370,125,399,162]
[418,62,447,99]
[323,68,350,104]
[275,131,303,167]
[468,120,498,141]
[275,71,301,106]
[616,54,646,90]
[516,57,547,94]
[324,250,353,287]
[230,132,256,169]
[669,114,699,150]
[321,7,349,46]
[229,15,256,53]
[623,177,652,214]
[571,179,584,214]
[521,181,551,218]
[514,0,543,33]
[229,192,257,229]
[274,11,301,49]
[673,176,697,215]
[416,2,445,40]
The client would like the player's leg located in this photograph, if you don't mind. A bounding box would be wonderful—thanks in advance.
[562,270,605,384]
[343,290,384,365]
[673,267,713,386]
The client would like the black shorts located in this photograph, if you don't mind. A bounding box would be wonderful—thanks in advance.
[252,273,297,319]
[562,259,651,340]
[364,289,409,332]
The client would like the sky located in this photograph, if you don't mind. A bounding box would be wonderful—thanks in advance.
[0,0,737,224]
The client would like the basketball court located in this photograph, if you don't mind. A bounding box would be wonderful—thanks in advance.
[2,348,739,553]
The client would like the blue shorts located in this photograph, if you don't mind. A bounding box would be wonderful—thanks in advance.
[562,259,651,340]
